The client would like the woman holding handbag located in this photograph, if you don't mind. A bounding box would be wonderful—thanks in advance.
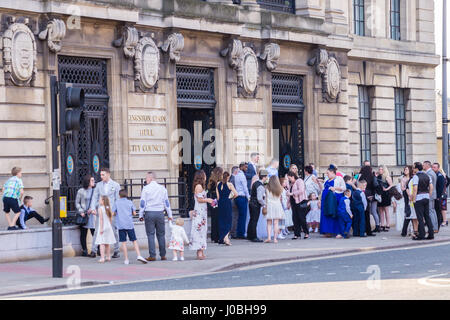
[217,171,238,246]
[287,171,309,240]
[75,175,97,257]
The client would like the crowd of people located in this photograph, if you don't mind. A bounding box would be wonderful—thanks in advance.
[2,155,449,264]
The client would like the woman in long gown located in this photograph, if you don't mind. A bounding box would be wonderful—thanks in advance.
[190,170,214,260]
[217,172,238,245]
[207,167,223,243]
[320,165,345,236]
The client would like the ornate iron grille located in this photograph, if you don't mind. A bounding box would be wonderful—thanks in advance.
[272,73,304,110]
[257,0,295,14]
[58,56,110,224]
[176,66,216,107]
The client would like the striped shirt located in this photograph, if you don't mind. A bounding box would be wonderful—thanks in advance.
[2,176,24,199]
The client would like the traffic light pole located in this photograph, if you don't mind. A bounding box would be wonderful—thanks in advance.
[50,75,63,278]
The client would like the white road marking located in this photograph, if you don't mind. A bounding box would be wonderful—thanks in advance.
[296,274,304,276]
[428,270,438,273]
[265,275,272,277]
[404,264,410,266]
[326,273,336,275]
[434,263,442,266]
[232,276,240,279]
[391,271,400,274]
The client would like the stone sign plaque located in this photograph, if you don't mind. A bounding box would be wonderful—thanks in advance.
[135,36,160,91]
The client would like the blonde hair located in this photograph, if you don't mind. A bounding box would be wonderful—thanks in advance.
[380,165,390,180]
[101,196,113,221]
[267,176,283,197]
[176,218,184,227]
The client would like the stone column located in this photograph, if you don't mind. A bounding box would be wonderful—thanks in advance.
[295,0,324,20]
[325,0,347,35]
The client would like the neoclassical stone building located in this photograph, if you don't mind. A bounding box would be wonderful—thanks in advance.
[0,0,439,219]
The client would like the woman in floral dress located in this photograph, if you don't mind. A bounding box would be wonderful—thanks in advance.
[190,170,214,260]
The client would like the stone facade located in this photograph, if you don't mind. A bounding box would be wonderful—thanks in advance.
[0,0,439,221]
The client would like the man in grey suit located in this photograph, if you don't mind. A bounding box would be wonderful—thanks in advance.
[424,161,439,232]
[90,168,121,258]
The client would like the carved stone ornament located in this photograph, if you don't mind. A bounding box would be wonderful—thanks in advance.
[134,36,160,90]
[38,19,66,53]
[259,43,280,71]
[161,33,184,62]
[221,39,258,97]
[112,26,139,58]
[308,48,341,103]
[2,21,37,86]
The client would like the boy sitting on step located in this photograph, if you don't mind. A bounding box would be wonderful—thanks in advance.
[16,196,49,230]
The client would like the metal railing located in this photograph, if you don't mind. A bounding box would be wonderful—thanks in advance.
[54,177,188,225]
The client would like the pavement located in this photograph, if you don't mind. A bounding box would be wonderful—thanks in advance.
[23,242,450,300]
[1,225,450,298]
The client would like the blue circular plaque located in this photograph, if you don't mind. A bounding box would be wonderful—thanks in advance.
[93,155,100,174]
[194,155,202,170]
[67,155,74,175]
[283,155,291,169]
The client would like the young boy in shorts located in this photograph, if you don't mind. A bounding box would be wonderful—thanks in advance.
[2,167,24,230]
[112,189,147,265]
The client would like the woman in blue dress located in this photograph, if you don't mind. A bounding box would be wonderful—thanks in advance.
[217,172,238,245]
[320,165,346,236]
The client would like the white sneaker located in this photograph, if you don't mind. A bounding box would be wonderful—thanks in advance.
[124,259,129,265]
[180,257,184,261]
[137,256,147,264]
[172,257,178,261]
[278,234,286,240]
[314,228,319,233]
[308,227,313,233]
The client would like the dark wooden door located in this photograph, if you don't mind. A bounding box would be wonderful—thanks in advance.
[179,108,216,211]
[273,112,304,178]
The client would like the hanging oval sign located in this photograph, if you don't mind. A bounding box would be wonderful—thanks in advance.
[194,155,202,170]
[283,154,291,169]
[67,155,74,175]
[92,155,100,174]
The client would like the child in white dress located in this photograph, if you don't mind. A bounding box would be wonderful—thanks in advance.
[169,218,190,261]
[281,177,293,235]
[307,193,321,233]
[95,196,116,263]
[264,176,285,243]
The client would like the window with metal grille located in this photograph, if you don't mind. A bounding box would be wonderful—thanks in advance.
[390,0,401,40]
[257,0,295,14]
[353,0,365,36]
[176,66,216,107]
[272,73,304,110]
[359,86,371,165]
[395,88,407,166]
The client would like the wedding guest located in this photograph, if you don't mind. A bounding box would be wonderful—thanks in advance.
[75,175,96,257]
[245,153,260,192]
[264,176,285,243]
[320,165,345,237]
[190,170,214,260]
[217,172,238,245]
[207,167,223,243]
[234,163,250,240]
[287,171,309,240]
[247,169,268,243]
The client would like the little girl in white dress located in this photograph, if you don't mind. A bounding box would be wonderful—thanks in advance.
[95,196,116,263]
[306,193,321,233]
[169,218,190,261]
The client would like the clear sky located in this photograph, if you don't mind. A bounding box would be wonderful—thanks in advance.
[435,0,450,94]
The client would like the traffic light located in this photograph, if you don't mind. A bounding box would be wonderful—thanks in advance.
[59,82,85,135]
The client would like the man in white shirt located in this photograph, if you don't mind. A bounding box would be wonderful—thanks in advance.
[139,172,173,261]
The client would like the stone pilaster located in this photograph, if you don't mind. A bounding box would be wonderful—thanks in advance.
[295,0,325,20]
[415,0,434,44]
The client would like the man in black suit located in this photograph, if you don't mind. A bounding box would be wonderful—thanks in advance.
[433,163,445,228]
[245,152,259,192]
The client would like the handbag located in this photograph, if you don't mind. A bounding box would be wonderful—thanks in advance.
[76,189,93,226]
[299,200,310,212]
[374,193,382,203]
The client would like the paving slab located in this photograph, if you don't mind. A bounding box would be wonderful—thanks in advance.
[1,227,450,297]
